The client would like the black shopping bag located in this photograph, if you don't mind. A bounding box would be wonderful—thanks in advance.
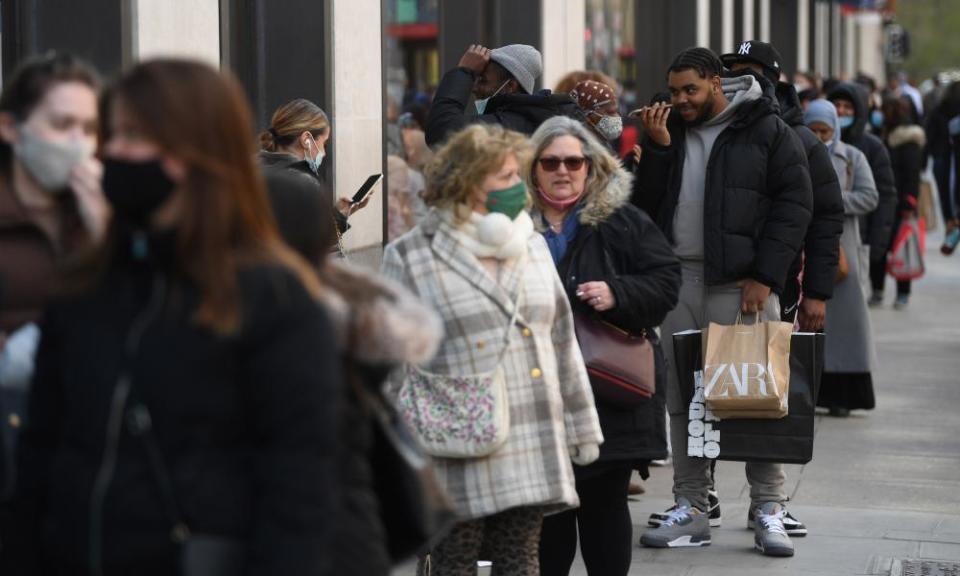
[674,330,824,464]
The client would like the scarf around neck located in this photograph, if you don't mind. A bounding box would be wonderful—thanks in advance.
[442,208,533,261]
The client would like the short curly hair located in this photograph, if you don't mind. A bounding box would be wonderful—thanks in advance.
[422,124,532,215]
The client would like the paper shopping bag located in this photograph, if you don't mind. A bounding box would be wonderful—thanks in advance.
[675,330,824,464]
[702,314,793,419]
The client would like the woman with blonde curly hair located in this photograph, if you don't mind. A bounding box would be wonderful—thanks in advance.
[382,123,603,575]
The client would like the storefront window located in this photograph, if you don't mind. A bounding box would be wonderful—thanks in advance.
[384,0,439,241]
[585,0,637,107]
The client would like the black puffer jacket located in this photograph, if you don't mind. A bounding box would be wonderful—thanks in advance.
[1,234,341,576]
[773,81,845,303]
[542,168,680,464]
[827,83,898,260]
[425,68,580,147]
[633,78,813,293]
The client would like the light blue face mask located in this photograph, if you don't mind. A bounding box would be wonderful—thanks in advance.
[870,110,884,129]
[475,80,510,115]
[839,116,855,130]
[304,135,324,174]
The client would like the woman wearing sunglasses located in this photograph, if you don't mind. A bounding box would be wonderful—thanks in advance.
[531,116,680,576]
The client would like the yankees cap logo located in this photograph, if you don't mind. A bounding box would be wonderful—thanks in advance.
[738,42,752,55]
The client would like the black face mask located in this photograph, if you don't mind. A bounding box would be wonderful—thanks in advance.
[724,67,774,91]
[103,158,176,226]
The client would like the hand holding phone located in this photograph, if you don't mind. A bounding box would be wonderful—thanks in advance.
[351,174,382,205]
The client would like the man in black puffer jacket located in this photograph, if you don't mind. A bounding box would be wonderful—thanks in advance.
[425,44,580,147]
[721,41,845,333]
[635,47,811,558]
[828,83,898,277]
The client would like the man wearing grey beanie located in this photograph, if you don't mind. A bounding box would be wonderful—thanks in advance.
[425,43,580,147]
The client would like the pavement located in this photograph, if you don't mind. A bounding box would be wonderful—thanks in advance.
[394,232,960,576]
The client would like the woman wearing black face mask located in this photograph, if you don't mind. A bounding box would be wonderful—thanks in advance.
[0,59,342,576]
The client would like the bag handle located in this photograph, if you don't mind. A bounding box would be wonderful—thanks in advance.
[734,310,761,326]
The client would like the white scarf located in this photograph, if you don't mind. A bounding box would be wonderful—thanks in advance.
[442,209,533,261]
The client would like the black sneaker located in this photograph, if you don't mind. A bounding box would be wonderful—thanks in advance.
[648,490,721,528]
[747,506,807,537]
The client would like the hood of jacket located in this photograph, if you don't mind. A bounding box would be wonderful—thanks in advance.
[486,90,581,127]
[827,82,869,144]
[708,75,764,126]
[531,165,634,230]
[258,150,312,172]
[887,124,927,149]
[317,261,442,367]
[776,82,805,127]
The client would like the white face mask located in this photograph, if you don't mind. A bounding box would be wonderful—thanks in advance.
[475,80,510,115]
[593,114,623,140]
[13,125,93,193]
[304,135,324,174]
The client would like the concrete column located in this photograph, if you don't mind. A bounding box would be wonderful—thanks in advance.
[759,0,771,42]
[697,0,711,48]
[331,0,383,253]
[743,0,755,42]
[797,0,810,73]
[722,0,735,54]
[129,0,220,66]
[541,0,584,92]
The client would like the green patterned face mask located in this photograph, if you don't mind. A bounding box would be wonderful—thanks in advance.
[485,181,527,219]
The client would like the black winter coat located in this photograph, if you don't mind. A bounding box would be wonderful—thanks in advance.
[827,83,898,260]
[773,82,845,303]
[545,169,680,464]
[885,125,927,214]
[259,151,348,247]
[633,83,813,293]
[425,68,580,147]
[0,235,341,576]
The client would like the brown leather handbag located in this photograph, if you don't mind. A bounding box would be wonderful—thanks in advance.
[835,245,849,283]
[574,313,656,408]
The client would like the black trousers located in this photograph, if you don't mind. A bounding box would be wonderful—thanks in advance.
[538,463,633,576]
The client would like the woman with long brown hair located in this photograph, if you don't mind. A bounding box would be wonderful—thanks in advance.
[0,59,341,575]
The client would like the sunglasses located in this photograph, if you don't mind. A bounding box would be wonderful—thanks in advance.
[537,156,589,172]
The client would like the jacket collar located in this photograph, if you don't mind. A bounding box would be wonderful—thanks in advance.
[421,208,526,317]
[318,261,442,366]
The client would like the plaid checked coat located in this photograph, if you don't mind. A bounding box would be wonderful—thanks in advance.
[382,209,603,520]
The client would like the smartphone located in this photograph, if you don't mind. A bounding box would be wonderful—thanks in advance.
[628,104,673,117]
[351,174,382,204]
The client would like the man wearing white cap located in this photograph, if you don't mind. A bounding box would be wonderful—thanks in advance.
[425,43,579,147]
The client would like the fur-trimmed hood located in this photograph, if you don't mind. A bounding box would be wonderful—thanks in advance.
[887,124,927,149]
[532,165,634,229]
[317,261,442,367]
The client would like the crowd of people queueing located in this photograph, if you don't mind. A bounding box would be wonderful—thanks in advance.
[0,34,950,576]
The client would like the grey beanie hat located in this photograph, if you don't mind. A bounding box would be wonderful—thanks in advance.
[490,44,542,95]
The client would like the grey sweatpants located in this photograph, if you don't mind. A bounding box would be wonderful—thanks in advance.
[660,261,787,513]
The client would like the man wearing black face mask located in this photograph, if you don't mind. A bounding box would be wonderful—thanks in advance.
[634,47,811,558]
[721,41,844,336]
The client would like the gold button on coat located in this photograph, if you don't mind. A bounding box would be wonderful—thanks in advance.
[522,328,532,337]
[8,414,21,429]
[530,368,543,379]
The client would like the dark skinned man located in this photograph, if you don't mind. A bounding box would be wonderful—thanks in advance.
[633,47,812,558]
[425,44,579,147]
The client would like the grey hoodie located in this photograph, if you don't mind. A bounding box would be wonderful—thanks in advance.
[673,75,763,259]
